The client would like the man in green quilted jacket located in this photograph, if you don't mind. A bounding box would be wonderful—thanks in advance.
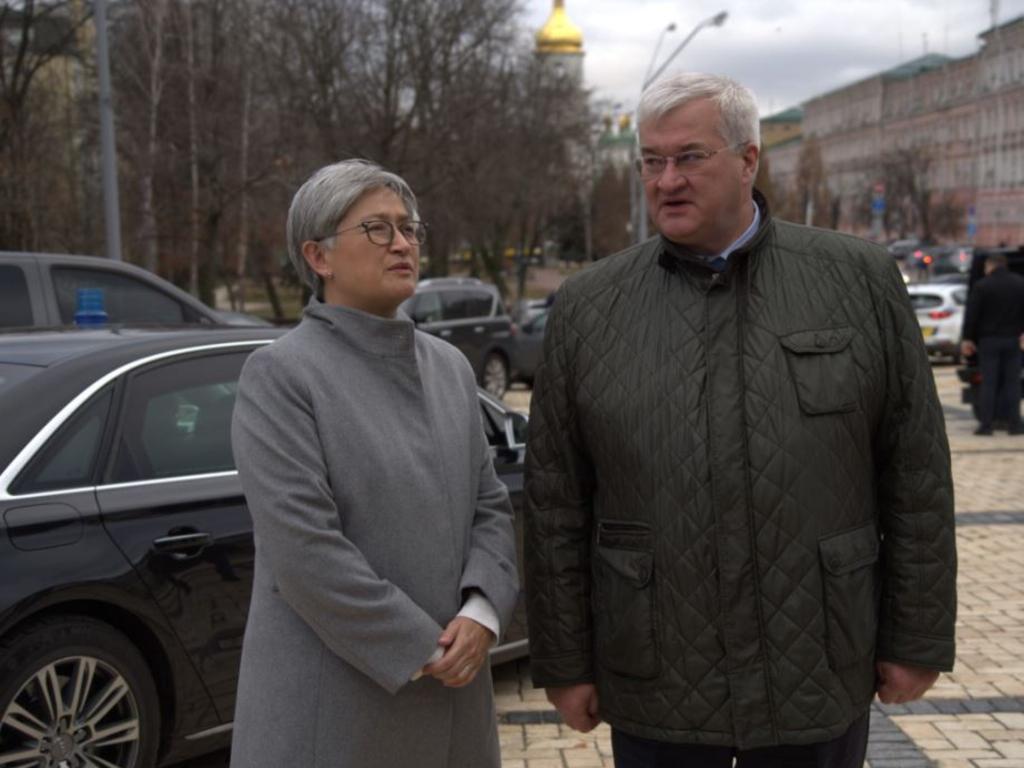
[524,72,956,767]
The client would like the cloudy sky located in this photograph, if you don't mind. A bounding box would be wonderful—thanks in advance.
[522,0,1024,116]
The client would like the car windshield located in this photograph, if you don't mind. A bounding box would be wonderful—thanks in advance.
[0,363,42,394]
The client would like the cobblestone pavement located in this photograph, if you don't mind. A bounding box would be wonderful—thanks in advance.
[494,365,1024,768]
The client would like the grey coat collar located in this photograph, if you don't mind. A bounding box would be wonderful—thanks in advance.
[303,297,416,359]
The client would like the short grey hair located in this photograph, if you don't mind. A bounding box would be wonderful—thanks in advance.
[637,72,760,150]
[286,159,419,295]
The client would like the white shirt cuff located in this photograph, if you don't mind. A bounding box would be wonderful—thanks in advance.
[410,594,499,681]
[457,591,500,641]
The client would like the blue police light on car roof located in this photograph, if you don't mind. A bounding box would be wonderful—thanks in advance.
[73,288,108,327]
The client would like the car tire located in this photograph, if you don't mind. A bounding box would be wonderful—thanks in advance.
[0,615,161,768]
[482,353,509,398]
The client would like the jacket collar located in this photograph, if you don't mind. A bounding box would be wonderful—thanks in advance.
[303,296,417,359]
[658,188,772,275]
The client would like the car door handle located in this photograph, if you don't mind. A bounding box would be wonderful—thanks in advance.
[440,330,453,337]
[153,531,212,560]
[474,326,485,333]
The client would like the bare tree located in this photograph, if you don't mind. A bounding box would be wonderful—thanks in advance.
[793,136,832,228]
[114,0,171,272]
[590,165,630,258]
[1,0,593,315]
[930,192,965,240]
[754,152,777,213]
[881,146,933,241]
[0,0,91,248]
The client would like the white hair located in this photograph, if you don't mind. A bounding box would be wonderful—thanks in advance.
[286,159,418,295]
[637,72,760,149]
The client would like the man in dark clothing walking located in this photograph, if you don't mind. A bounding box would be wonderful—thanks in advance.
[961,252,1024,435]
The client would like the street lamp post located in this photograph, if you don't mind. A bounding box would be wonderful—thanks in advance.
[632,11,729,243]
[94,0,122,261]
[645,11,728,90]
[643,23,677,90]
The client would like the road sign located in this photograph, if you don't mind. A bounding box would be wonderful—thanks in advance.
[871,182,885,214]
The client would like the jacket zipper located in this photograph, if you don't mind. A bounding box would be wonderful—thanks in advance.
[734,258,779,742]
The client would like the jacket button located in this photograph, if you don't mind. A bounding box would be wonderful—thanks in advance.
[815,333,825,347]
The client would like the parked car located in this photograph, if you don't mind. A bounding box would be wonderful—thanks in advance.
[902,244,970,282]
[887,237,923,260]
[0,327,528,768]
[400,277,517,397]
[0,251,250,329]
[956,246,1024,423]
[922,244,974,278]
[906,283,968,363]
[510,308,549,385]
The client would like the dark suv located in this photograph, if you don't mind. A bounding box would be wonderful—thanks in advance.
[400,277,517,397]
[956,246,1024,423]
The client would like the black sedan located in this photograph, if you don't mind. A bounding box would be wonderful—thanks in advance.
[0,327,528,768]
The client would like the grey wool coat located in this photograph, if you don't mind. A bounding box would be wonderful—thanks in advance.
[229,299,519,768]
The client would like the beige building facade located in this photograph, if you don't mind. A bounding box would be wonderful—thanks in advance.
[764,16,1024,246]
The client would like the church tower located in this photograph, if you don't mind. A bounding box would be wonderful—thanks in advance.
[535,0,584,84]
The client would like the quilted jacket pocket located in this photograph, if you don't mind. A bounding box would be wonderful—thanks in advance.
[819,523,880,669]
[779,327,858,415]
[593,521,658,679]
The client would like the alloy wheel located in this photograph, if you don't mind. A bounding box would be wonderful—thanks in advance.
[0,655,141,768]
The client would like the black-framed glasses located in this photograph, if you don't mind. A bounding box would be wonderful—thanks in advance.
[636,141,749,180]
[316,219,428,246]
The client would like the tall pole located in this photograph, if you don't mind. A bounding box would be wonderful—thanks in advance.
[94,0,123,261]
[633,11,728,243]
[644,11,728,91]
[991,0,1005,244]
[643,23,677,92]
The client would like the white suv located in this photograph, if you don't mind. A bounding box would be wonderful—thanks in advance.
[907,283,968,363]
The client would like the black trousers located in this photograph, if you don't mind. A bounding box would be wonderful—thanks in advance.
[978,336,1022,431]
[611,711,870,768]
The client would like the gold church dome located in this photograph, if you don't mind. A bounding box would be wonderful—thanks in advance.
[536,0,583,54]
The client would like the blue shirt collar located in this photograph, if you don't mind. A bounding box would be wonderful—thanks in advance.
[714,201,760,264]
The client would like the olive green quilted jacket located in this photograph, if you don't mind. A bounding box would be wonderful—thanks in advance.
[524,197,956,748]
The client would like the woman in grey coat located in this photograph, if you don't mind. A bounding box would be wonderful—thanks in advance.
[229,160,519,768]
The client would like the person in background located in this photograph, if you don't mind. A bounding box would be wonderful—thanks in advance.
[230,159,518,768]
[961,251,1024,435]
[524,72,956,768]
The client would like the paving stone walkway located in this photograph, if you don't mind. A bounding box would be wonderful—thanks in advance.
[495,366,1024,767]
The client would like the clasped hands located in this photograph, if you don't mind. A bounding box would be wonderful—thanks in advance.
[546,661,940,734]
[420,616,494,688]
